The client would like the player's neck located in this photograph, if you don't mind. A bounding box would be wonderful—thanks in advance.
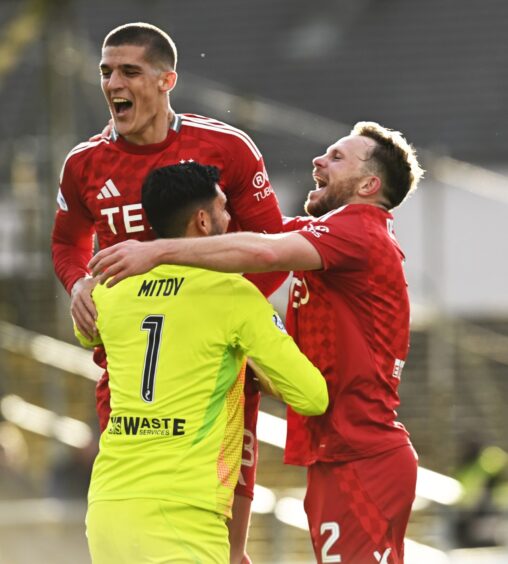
[348,194,389,211]
[123,108,175,146]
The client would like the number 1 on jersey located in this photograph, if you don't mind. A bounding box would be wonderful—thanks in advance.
[140,315,164,403]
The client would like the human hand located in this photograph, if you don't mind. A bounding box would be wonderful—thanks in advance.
[71,276,98,340]
[89,239,160,287]
[246,358,282,400]
[88,119,114,142]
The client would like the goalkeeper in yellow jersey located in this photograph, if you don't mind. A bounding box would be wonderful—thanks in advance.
[75,162,328,564]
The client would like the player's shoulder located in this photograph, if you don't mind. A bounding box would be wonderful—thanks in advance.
[192,267,251,291]
[298,205,371,244]
[352,204,395,237]
[180,113,248,135]
[306,205,357,230]
[227,274,270,312]
[283,215,313,232]
[61,138,112,172]
[314,204,381,226]
[334,205,399,252]
[190,268,264,300]
[179,113,261,160]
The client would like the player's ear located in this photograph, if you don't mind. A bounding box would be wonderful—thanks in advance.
[358,175,381,198]
[194,209,212,237]
[158,71,178,93]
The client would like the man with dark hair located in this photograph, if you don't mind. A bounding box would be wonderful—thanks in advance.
[91,121,424,563]
[103,22,177,70]
[51,22,284,562]
[142,163,224,238]
[76,161,328,564]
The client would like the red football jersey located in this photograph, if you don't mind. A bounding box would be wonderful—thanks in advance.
[51,113,284,296]
[283,204,412,466]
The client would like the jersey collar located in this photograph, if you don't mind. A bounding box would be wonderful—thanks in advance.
[112,114,182,155]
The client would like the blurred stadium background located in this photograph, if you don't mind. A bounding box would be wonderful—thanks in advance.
[1,0,508,562]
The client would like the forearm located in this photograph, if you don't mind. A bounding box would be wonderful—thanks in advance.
[249,340,329,416]
[52,206,94,293]
[52,241,93,294]
[155,232,284,273]
[89,231,321,287]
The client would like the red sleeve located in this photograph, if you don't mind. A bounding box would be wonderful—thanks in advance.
[221,135,282,235]
[282,215,313,233]
[51,152,95,294]
[221,133,287,296]
[296,207,368,272]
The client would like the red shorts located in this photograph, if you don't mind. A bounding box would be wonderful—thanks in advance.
[304,445,418,564]
[94,350,260,500]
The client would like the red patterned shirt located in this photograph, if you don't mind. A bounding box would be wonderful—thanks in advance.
[283,204,412,466]
[51,113,283,297]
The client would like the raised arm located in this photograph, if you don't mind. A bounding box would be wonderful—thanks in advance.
[89,231,323,287]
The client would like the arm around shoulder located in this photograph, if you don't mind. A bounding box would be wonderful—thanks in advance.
[90,231,323,287]
[157,231,323,274]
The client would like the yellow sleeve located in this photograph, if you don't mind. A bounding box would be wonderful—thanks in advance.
[232,277,328,416]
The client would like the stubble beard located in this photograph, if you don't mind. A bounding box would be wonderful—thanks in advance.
[304,178,358,218]
[209,215,228,237]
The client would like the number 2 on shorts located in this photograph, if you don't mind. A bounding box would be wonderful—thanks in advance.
[320,521,341,563]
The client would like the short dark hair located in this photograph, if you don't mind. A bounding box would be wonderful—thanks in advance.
[103,22,177,70]
[142,162,220,238]
[352,121,424,209]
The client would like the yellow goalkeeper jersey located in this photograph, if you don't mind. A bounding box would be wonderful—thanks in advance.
[76,265,327,518]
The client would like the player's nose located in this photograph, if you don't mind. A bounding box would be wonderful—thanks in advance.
[106,69,125,91]
[312,154,326,168]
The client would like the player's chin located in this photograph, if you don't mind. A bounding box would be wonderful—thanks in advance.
[113,118,133,136]
[304,191,324,216]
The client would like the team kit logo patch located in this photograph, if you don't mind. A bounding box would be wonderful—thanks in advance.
[251,168,274,202]
[252,171,267,189]
[272,313,287,333]
[97,179,121,199]
[56,189,68,211]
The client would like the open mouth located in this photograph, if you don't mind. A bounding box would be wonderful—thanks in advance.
[312,174,327,190]
[112,97,133,116]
